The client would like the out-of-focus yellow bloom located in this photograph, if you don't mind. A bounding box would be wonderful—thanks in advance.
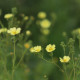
[10,52,13,55]
[59,56,70,63]
[72,28,80,35]
[78,29,80,33]
[7,27,21,35]
[26,30,31,36]
[38,12,46,19]
[0,28,7,33]
[24,16,29,20]
[62,32,67,37]
[30,46,42,53]
[24,43,30,49]
[46,44,56,52]
[41,29,50,35]
[76,28,80,34]
[4,13,14,19]
[20,13,25,17]
[40,19,51,28]
[44,75,47,78]
[30,16,35,20]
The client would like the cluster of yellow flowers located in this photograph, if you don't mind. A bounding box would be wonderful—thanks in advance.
[0,27,21,36]
[4,13,32,36]
[37,12,51,35]
[30,44,56,53]
[3,13,70,64]
[0,27,31,37]
[30,44,70,63]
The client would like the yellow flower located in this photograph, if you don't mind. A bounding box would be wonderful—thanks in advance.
[30,47,35,52]
[24,16,29,20]
[59,56,70,63]
[41,29,50,35]
[46,44,56,52]
[26,30,31,36]
[76,28,80,34]
[38,12,46,19]
[34,46,42,52]
[24,43,30,49]
[4,13,14,19]
[30,46,42,53]
[72,28,80,35]
[7,27,21,35]
[0,28,7,33]
[40,19,51,28]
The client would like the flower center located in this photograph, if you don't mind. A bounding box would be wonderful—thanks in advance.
[49,47,53,51]
[12,31,16,34]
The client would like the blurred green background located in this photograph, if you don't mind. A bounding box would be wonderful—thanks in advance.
[0,0,80,80]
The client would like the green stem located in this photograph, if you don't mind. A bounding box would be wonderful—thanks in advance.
[4,58,11,79]
[25,18,33,29]
[72,52,75,80]
[79,39,80,49]
[73,67,75,80]
[73,61,75,80]
[69,69,74,80]
[15,50,26,69]
[12,38,16,80]
[39,56,64,72]
[0,21,4,28]
[63,47,65,55]
[63,64,69,80]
